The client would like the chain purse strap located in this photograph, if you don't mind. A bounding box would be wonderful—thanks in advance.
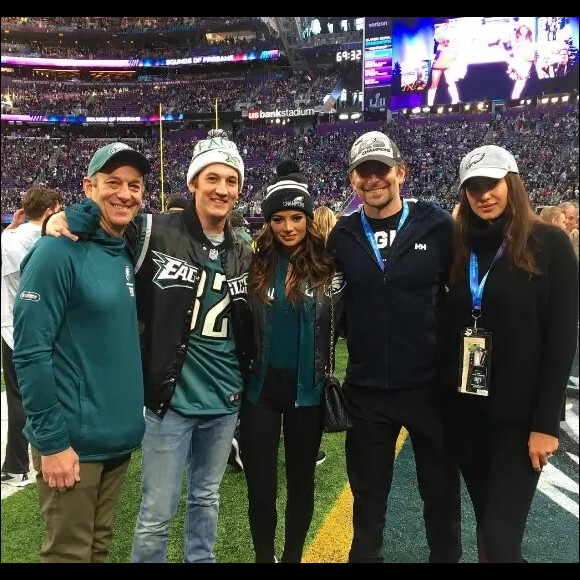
[328,287,335,375]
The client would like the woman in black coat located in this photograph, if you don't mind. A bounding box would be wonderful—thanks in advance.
[439,145,578,563]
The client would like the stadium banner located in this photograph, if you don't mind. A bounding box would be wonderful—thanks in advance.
[244,107,318,120]
[1,113,184,124]
[363,17,393,111]
[0,50,281,69]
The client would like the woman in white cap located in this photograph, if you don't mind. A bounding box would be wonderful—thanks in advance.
[439,144,578,562]
[240,159,343,563]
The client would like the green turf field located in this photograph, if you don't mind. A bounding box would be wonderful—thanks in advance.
[1,338,578,563]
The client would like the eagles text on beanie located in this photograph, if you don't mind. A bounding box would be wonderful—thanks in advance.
[261,159,314,221]
[186,129,244,191]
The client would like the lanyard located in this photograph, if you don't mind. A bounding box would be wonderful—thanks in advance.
[469,240,506,327]
[360,200,409,272]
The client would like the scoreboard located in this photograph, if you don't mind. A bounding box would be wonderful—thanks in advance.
[363,17,393,111]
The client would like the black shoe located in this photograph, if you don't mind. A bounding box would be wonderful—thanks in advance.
[316,450,326,466]
[228,437,244,471]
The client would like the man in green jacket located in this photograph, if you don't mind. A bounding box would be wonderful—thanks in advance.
[13,142,151,563]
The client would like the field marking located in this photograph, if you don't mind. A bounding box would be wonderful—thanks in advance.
[302,428,408,563]
[537,462,579,519]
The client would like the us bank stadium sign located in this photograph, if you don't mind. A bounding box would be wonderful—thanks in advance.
[245,107,318,120]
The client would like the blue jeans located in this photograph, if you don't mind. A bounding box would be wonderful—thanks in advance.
[131,408,238,563]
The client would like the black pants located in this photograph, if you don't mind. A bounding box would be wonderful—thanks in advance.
[450,408,541,563]
[346,416,462,563]
[240,367,323,563]
[1,338,29,474]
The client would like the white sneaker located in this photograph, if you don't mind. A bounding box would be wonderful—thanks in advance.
[1,471,34,487]
[227,438,244,471]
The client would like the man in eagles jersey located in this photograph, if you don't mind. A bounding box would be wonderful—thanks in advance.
[45,130,253,563]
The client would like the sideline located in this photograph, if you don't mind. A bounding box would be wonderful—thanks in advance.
[302,429,408,563]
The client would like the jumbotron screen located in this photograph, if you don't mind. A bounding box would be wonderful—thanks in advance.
[364,17,579,111]
[362,17,393,111]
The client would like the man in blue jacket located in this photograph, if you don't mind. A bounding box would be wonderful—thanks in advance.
[13,142,150,562]
[327,131,461,563]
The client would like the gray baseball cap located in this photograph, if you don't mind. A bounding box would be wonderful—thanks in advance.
[459,145,519,189]
[348,131,402,173]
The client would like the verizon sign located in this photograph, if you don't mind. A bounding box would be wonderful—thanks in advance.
[247,107,315,120]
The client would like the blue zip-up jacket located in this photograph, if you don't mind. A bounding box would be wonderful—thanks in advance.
[13,201,145,460]
[326,200,453,390]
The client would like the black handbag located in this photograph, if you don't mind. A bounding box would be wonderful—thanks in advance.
[322,291,352,433]
[323,375,352,433]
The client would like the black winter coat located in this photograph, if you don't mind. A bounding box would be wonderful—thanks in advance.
[327,201,453,390]
[439,219,578,436]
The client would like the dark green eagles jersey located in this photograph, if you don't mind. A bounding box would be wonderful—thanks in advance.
[171,254,243,416]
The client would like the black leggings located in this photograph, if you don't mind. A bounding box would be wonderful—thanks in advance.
[1,339,29,474]
[450,412,541,563]
[240,367,323,563]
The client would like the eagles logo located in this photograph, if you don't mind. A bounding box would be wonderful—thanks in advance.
[325,271,346,296]
[282,196,305,208]
[352,136,386,159]
[224,153,241,168]
[351,134,395,164]
[107,143,131,155]
[465,152,486,170]
[151,251,200,290]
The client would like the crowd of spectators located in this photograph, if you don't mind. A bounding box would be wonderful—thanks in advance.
[1,17,264,34]
[2,104,577,216]
[2,71,340,116]
[1,17,276,60]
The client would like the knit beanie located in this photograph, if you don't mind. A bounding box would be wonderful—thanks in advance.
[261,159,314,221]
[186,129,244,191]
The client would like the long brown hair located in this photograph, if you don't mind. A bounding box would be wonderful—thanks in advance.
[249,216,335,304]
[451,173,545,283]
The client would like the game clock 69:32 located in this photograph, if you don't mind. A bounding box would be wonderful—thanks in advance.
[335,49,362,63]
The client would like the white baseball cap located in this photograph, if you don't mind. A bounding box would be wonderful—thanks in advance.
[459,145,519,189]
